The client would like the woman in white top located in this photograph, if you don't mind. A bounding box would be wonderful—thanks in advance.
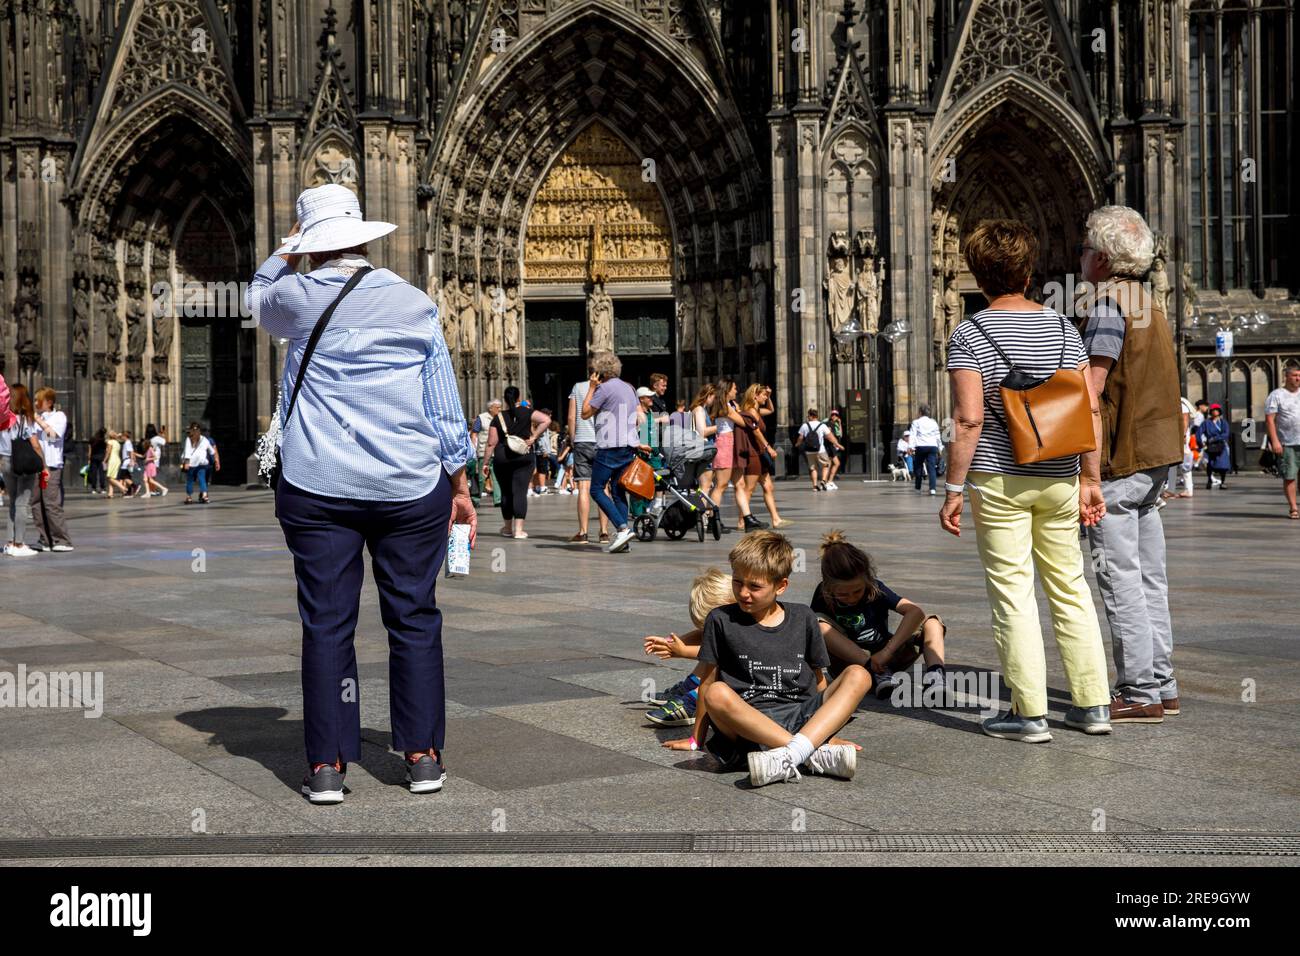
[181,421,213,504]
[1,383,44,556]
[688,383,717,498]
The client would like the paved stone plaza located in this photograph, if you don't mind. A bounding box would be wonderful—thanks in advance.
[0,477,1296,866]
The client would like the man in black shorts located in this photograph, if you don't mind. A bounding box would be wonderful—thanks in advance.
[567,367,610,544]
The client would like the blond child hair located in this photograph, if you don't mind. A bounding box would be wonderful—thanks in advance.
[689,567,734,628]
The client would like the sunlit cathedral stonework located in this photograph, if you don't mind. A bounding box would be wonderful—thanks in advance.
[1,0,1295,471]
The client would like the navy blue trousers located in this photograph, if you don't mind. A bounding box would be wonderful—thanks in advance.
[276,474,452,765]
[913,445,939,492]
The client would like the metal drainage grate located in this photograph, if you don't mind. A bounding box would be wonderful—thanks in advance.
[0,831,1297,860]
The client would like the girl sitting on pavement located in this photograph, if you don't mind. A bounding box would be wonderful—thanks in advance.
[810,530,947,700]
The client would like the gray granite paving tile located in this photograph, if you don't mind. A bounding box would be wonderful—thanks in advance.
[507,770,866,832]
[0,480,1293,859]
[0,642,141,666]
[444,714,652,791]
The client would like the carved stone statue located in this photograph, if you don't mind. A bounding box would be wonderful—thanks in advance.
[13,272,41,371]
[587,280,614,352]
[1181,262,1197,324]
[151,284,174,384]
[824,231,854,333]
[502,283,521,354]
[483,285,502,356]
[855,255,885,335]
[751,268,768,344]
[696,280,717,351]
[1149,251,1171,320]
[717,277,739,348]
[97,271,122,364]
[437,275,459,351]
[942,273,961,341]
[458,276,479,353]
[737,275,753,346]
[932,278,945,371]
[72,273,91,356]
[677,281,697,351]
[125,282,148,382]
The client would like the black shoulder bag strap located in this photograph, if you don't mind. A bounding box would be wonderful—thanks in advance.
[271,266,372,490]
[965,313,1070,435]
[966,315,1014,434]
[282,266,373,430]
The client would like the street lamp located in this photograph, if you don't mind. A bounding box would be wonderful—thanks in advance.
[1188,308,1271,422]
[836,315,910,481]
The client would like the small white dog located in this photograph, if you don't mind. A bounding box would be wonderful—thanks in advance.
[887,463,909,481]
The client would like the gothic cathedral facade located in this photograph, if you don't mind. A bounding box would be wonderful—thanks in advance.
[1,1,1295,471]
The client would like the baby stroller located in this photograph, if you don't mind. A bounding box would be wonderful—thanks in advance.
[632,425,722,543]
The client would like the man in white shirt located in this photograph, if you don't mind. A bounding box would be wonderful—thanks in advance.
[474,400,501,502]
[794,408,841,490]
[567,363,610,544]
[30,387,73,551]
[1165,397,1197,499]
[897,430,914,478]
[1265,365,1300,520]
[908,405,943,495]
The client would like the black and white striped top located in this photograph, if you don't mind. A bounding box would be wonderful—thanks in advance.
[946,307,1088,478]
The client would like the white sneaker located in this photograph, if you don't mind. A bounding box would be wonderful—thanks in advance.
[6,544,37,557]
[747,746,802,787]
[929,488,937,496]
[527,489,537,497]
[51,544,75,552]
[160,487,169,496]
[826,482,838,491]
[605,527,635,553]
[805,744,857,780]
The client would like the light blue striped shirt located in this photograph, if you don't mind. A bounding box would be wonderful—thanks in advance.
[246,255,471,501]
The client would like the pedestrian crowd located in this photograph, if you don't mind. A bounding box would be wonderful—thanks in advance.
[469,357,798,552]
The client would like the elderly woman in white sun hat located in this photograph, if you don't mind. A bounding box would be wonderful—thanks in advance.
[245,183,475,805]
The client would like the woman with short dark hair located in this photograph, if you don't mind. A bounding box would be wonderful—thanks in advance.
[938,219,1111,744]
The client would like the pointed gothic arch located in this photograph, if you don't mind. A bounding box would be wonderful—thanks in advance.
[424,0,766,409]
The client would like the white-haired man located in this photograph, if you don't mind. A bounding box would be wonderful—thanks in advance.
[474,399,502,503]
[1079,205,1184,723]
[1265,365,1300,520]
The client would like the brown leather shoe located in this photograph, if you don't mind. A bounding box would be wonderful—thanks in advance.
[1110,695,1164,723]
[1161,696,1180,716]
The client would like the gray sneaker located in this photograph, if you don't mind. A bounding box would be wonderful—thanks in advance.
[981,710,1052,743]
[1064,705,1112,735]
[301,762,346,804]
[406,753,447,794]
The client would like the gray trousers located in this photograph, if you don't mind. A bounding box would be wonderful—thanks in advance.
[2,457,37,545]
[30,465,71,547]
[1087,466,1178,705]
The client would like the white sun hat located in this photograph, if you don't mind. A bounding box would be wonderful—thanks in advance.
[274,183,397,256]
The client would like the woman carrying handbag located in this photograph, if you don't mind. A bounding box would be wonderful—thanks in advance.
[484,386,551,538]
[581,350,650,554]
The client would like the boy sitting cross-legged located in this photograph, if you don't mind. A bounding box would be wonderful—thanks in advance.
[663,531,871,787]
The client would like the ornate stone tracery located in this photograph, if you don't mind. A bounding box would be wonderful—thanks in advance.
[948,0,1071,105]
[108,0,234,120]
[524,122,673,285]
